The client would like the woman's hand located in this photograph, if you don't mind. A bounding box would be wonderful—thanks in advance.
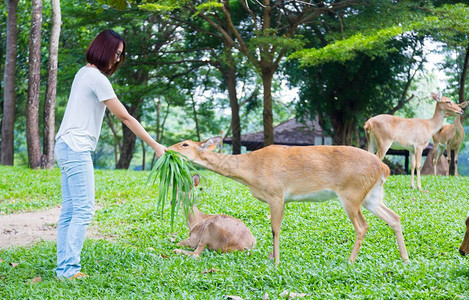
[153,143,167,158]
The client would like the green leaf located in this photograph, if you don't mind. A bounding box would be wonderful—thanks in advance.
[147,150,196,230]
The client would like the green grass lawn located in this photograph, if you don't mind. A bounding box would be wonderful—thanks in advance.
[1,165,469,299]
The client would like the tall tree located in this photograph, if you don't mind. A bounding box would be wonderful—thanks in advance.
[169,10,245,154]
[1,0,19,165]
[26,0,43,169]
[192,0,358,146]
[141,0,358,146]
[289,37,424,145]
[42,0,61,169]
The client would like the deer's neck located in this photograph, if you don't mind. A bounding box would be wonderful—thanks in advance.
[195,152,251,185]
[428,105,446,135]
[454,116,465,137]
[186,205,208,230]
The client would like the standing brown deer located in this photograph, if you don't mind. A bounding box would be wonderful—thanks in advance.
[432,101,469,176]
[169,137,409,264]
[174,175,256,257]
[364,93,463,190]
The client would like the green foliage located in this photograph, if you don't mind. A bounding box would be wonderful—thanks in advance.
[147,150,197,230]
[286,35,423,144]
[289,27,404,67]
[96,0,128,10]
[193,1,224,16]
[138,0,191,12]
[418,4,469,34]
[290,3,469,67]
[1,167,469,298]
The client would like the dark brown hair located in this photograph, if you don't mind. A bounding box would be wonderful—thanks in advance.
[85,30,126,76]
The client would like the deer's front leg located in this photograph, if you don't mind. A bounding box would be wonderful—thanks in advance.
[174,240,205,257]
[410,152,416,189]
[454,148,460,176]
[268,198,285,265]
[177,238,193,247]
[415,149,423,190]
[173,248,202,258]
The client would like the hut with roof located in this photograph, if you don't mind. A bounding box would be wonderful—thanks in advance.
[223,117,332,151]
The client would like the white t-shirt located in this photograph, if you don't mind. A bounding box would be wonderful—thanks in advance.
[56,66,117,152]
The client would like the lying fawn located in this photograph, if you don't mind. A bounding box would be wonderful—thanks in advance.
[174,175,256,257]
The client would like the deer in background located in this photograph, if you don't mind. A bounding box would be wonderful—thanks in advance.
[174,174,256,257]
[364,93,464,190]
[432,101,469,176]
[169,137,409,264]
[459,216,469,256]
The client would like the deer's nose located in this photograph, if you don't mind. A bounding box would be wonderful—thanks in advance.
[459,248,466,256]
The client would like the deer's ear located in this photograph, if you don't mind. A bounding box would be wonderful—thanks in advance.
[459,101,469,109]
[431,92,441,101]
[192,174,200,187]
[200,137,222,151]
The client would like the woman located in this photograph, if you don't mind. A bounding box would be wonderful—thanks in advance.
[54,29,166,279]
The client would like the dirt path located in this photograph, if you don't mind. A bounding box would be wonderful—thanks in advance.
[0,207,105,249]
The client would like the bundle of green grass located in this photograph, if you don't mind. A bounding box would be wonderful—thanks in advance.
[147,150,197,229]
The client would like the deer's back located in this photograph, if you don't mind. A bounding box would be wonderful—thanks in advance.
[366,114,434,145]
[190,214,256,252]
[245,145,387,194]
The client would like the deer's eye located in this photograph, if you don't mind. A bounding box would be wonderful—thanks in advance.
[182,143,189,147]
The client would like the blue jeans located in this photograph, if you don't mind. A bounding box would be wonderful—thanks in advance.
[54,138,95,278]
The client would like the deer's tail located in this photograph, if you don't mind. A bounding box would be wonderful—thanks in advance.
[364,120,376,153]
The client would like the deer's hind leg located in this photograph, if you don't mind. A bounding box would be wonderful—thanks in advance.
[362,180,409,262]
[433,144,444,176]
[338,192,369,263]
[375,139,393,161]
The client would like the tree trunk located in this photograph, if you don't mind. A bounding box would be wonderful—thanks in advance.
[331,114,355,145]
[222,49,241,154]
[262,69,274,146]
[26,0,43,169]
[190,95,201,142]
[141,139,146,171]
[459,42,469,105]
[42,0,61,169]
[105,111,122,165]
[1,0,19,166]
[115,104,140,169]
[226,68,241,154]
[116,123,138,169]
[151,101,170,169]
